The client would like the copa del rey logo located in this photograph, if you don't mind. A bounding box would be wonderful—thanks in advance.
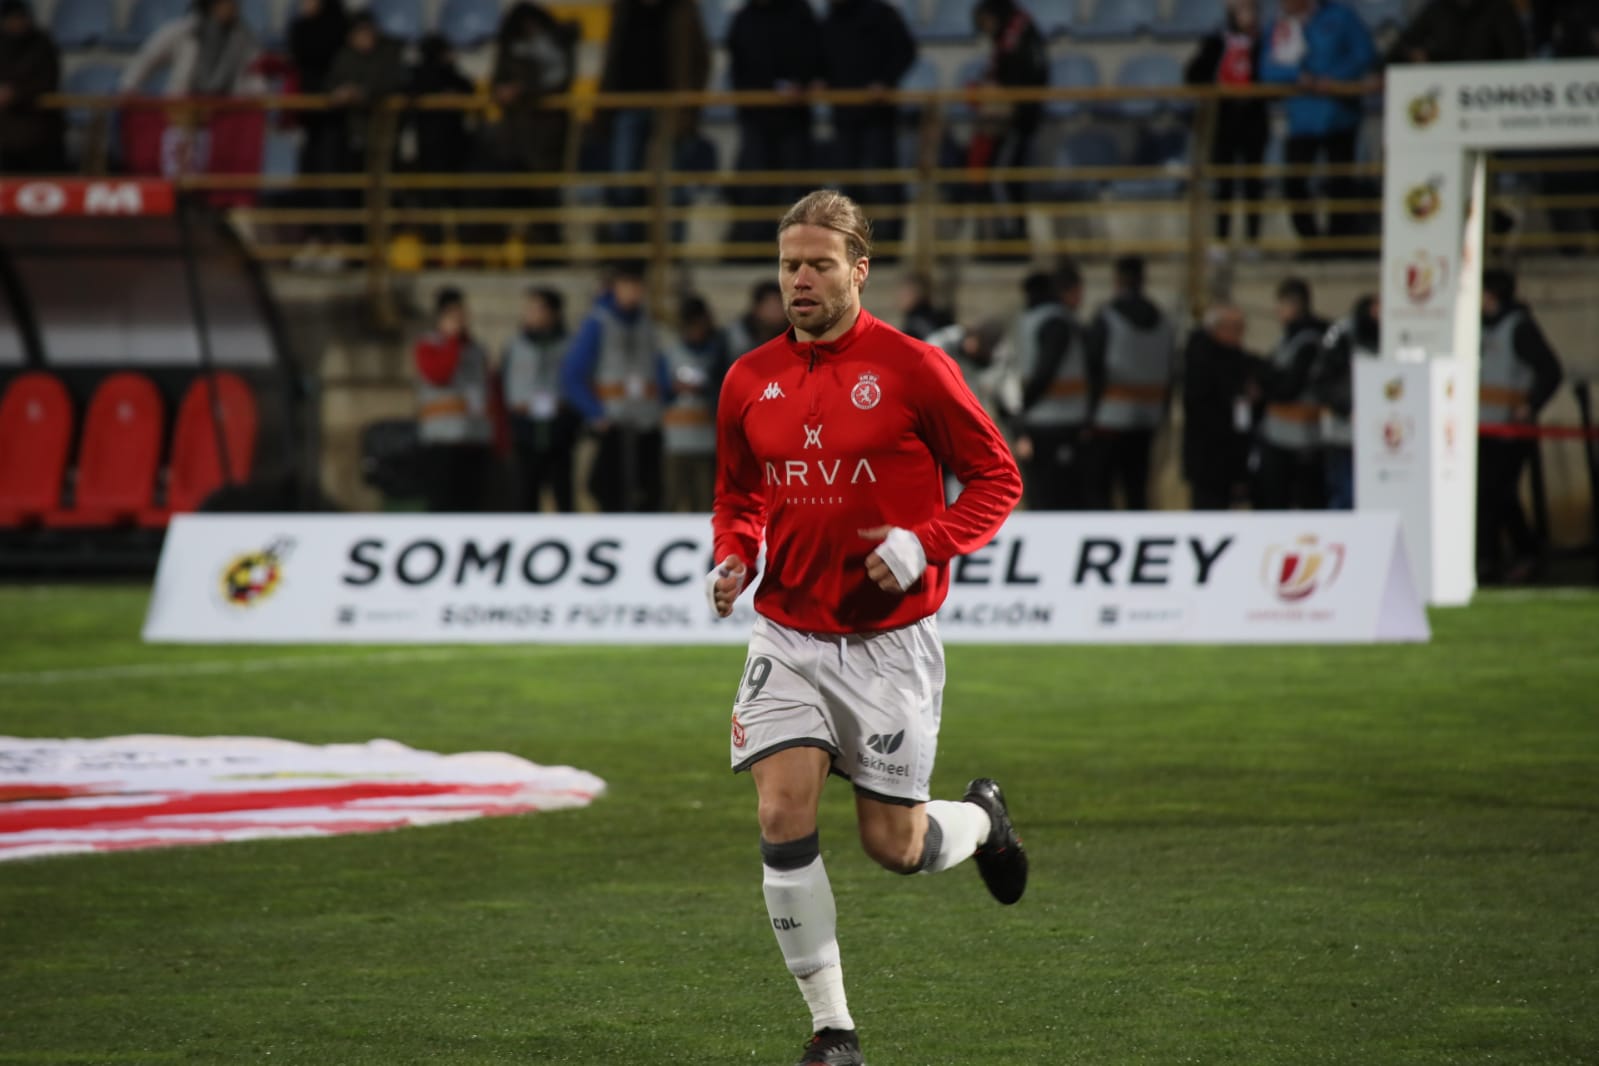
[1262,535,1346,604]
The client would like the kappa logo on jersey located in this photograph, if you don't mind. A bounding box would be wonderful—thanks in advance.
[851,372,882,411]
[803,425,823,449]
[866,730,905,755]
[761,382,786,401]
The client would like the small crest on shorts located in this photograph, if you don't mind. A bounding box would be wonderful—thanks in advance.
[851,373,882,411]
[731,713,748,749]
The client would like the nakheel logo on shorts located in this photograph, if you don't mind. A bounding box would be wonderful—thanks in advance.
[219,538,293,608]
[865,730,905,755]
[1262,535,1346,604]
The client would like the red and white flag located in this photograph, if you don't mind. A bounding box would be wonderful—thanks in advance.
[0,735,605,862]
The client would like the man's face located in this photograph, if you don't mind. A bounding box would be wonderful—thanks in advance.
[210,0,238,24]
[1481,290,1501,318]
[1275,297,1300,327]
[1230,0,1259,31]
[351,23,375,50]
[1062,284,1084,311]
[1279,0,1309,17]
[522,296,553,332]
[438,304,466,336]
[3,10,30,35]
[1212,310,1246,348]
[613,276,645,313]
[779,224,867,339]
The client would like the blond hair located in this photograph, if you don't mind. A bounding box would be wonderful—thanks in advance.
[778,189,874,263]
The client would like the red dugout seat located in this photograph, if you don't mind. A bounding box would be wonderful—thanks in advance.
[0,373,74,527]
[45,372,164,528]
[141,372,258,526]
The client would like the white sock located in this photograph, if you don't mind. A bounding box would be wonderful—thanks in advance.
[763,855,854,1032]
[919,800,994,874]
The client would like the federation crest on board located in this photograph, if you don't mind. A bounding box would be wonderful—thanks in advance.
[851,373,881,411]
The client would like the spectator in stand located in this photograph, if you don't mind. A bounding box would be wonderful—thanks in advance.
[1185,0,1270,253]
[1086,256,1176,510]
[0,0,64,174]
[1257,0,1376,255]
[727,0,821,249]
[723,279,790,359]
[1182,303,1263,510]
[598,0,709,245]
[1013,266,1091,510]
[968,0,1049,247]
[1389,0,1527,63]
[897,273,953,341]
[287,0,348,266]
[488,2,576,247]
[1255,276,1327,509]
[817,0,917,248]
[1477,268,1563,584]
[414,288,494,513]
[404,34,476,223]
[502,287,577,512]
[561,262,673,512]
[1310,294,1379,510]
[122,0,260,96]
[662,295,728,513]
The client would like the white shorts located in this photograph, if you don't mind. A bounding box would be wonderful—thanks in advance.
[728,614,946,805]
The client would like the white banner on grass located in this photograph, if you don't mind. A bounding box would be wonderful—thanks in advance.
[144,513,1428,645]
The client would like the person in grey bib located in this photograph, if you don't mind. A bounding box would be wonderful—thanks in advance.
[1085,256,1176,510]
[1255,276,1328,510]
[502,287,576,512]
[1311,293,1379,510]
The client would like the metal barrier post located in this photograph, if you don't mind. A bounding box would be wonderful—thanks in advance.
[1573,380,1599,584]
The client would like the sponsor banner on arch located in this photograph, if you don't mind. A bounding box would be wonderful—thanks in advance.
[143,513,1428,645]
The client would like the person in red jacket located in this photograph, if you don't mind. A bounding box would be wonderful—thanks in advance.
[708,189,1027,1066]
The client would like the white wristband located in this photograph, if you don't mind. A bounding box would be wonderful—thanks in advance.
[877,528,927,591]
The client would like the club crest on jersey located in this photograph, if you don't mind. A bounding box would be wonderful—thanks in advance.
[851,373,882,411]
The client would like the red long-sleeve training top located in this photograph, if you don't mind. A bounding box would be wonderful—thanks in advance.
[714,308,1022,634]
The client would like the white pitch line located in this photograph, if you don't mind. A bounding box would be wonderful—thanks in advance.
[0,647,546,686]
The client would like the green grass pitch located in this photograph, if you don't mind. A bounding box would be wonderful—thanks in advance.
[1,586,1596,1065]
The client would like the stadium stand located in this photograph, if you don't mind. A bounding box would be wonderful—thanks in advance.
[238,0,280,48]
[1113,51,1187,119]
[1153,0,1225,41]
[1353,0,1405,33]
[43,372,164,529]
[1028,0,1075,39]
[142,372,259,524]
[898,55,940,115]
[1045,52,1101,119]
[701,0,733,45]
[920,0,976,42]
[110,0,187,51]
[62,61,122,124]
[49,0,114,49]
[1116,125,1189,199]
[0,374,74,528]
[369,0,425,44]
[1073,0,1158,41]
[439,0,500,49]
[1052,127,1121,200]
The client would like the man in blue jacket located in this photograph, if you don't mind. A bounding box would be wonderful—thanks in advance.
[1258,0,1376,252]
[561,262,675,512]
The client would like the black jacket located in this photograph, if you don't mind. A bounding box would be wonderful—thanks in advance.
[1263,314,1329,404]
[1183,21,1269,143]
[1181,328,1261,483]
[289,1,348,93]
[0,25,64,169]
[729,0,822,99]
[819,0,916,124]
[1311,297,1380,420]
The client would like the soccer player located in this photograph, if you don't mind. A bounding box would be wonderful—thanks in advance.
[708,190,1028,1066]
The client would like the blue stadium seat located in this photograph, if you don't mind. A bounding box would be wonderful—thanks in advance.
[439,0,498,47]
[238,0,280,48]
[1114,51,1185,118]
[702,0,735,44]
[110,0,188,50]
[1115,127,1189,200]
[1352,0,1404,32]
[1073,0,1156,41]
[1028,0,1075,39]
[704,67,735,125]
[919,0,971,41]
[369,0,424,42]
[63,62,124,125]
[1152,0,1224,41]
[1053,128,1121,200]
[1045,53,1101,120]
[51,0,114,49]
[262,129,301,177]
[898,56,940,116]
